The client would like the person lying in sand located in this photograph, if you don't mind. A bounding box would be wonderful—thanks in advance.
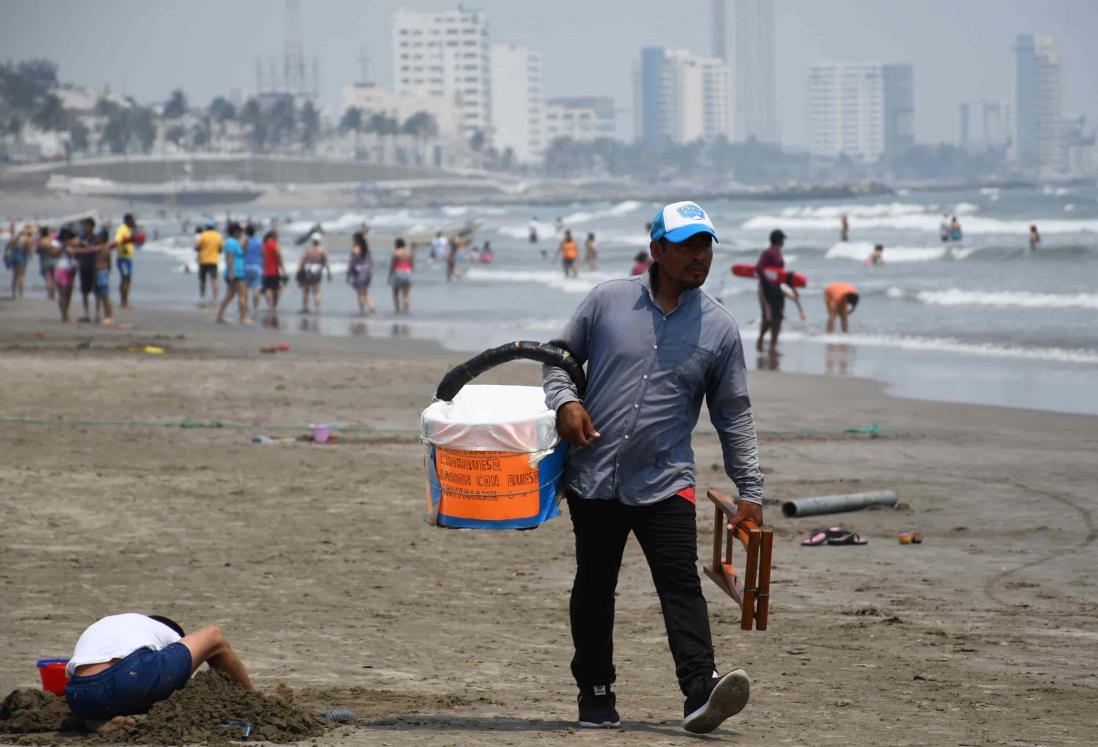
[64,613,254,731]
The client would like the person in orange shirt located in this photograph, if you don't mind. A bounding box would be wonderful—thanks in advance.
[824,282,859,333]
[554,230,580,278]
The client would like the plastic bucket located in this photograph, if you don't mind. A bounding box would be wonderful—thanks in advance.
[310,424,331,443]
[36,659,69,696]
[425,443,567,529]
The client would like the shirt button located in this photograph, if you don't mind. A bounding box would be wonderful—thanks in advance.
[652,344,658,350]
[624,434,630,439]
[642,374,648,380]
[633,403,639,409]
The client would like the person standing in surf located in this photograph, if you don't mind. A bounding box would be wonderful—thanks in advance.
[114,213,139,308]
[347,231,377,316]
[1029,225,1041,252]
[755,229,788,354]
[388,237,414,313]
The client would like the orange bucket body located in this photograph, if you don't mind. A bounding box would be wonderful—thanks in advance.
[425,444,567,529]
[37,659,69,697]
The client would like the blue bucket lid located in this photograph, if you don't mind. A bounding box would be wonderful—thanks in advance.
[36,658,70,667]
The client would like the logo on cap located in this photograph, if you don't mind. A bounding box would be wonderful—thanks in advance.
[677,204,706,221]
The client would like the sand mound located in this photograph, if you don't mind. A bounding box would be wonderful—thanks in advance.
[0,688,72,733]
[0,671,328,745]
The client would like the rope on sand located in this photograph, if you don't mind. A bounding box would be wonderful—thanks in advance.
[0,415,420,434]
[0,416,882,440]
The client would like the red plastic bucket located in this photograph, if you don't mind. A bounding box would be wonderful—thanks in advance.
[36,659,69,697]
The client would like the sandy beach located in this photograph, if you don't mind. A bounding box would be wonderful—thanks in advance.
[1,297,1097,746]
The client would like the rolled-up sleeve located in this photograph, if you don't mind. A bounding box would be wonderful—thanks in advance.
[705,328,764,504]
[543,291,594,412]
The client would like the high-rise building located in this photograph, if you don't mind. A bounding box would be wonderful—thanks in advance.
[489,44,543,163]
[391,7,491,144]
[808,63,885,161]
[882,64,914,153]
[635,47,731,145]
[1014,34,1065,173]
[959,99,1014,150]
[732,0,777,143]
[544,97,617,144]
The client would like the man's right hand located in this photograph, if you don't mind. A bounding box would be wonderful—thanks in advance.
[557,401,600,447]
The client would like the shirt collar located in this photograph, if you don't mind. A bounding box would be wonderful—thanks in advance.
[640,263,701,313]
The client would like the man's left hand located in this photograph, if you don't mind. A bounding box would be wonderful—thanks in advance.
[732,499,763,530]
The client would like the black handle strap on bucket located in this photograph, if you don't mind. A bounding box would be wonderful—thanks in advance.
[434,340,586,403]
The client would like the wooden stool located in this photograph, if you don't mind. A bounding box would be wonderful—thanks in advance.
[703,489,773,631]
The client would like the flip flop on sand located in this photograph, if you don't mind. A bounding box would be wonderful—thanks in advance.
[801,528,829,546]
[828,530,869,545]
[802,526,849,546]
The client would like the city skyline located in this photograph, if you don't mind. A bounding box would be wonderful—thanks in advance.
[1,0,1096,148]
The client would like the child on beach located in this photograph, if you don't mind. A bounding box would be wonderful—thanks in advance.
[93,225,114,325]
[64,613,254,730]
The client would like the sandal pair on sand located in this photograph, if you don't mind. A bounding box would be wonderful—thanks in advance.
[801,526,868,546]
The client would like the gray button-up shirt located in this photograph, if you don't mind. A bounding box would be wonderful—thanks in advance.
[543,270,763,506]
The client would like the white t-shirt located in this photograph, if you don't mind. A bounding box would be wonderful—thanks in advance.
[67,614,183,676]
[431,236,448,260]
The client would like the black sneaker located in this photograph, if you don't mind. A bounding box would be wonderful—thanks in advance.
[682,669,750,734]
[577,684,621,728]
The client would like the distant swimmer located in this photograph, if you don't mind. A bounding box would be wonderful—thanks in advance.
[630,250,651,276]
[940,212,950,242]
[949,215,962,242]
[554,230,580,278]
[480,241,494,264]
[1029,224,1041,251]
[840,214,849,242]
[584,232,598,270]
[528,217,540,244]
[555,216,565,236]
[865,244,884,266]
[824,282,860,333]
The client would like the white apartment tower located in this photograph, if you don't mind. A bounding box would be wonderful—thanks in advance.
[391,7,491,144]
[733,0,777,143]
[489,44,543,163]
[636,48,732,145]
[809,63,885,162]
[1015,34,1065,173]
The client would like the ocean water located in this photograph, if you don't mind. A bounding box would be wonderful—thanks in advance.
[33,184,1098,415]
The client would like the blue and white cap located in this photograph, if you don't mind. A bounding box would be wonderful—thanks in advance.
[649,201,719,244]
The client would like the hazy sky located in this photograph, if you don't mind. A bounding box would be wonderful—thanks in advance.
[2,0,1096,147]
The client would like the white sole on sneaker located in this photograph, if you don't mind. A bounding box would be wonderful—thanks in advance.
[578,720,621,728]
[682,669,750,734]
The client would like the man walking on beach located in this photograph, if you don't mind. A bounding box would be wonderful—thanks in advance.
[756,229,787,354]
[544,201,763,734]
[114,213,138,308]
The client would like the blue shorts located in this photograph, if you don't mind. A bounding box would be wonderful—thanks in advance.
[244,265,262,289]
[117,258,133,278]
[65,642,192,719]
[95,268,111,296]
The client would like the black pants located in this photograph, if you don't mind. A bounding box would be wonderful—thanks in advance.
[567,493,715,697]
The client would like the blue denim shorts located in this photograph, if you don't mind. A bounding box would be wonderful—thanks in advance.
[65,642,192,719]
